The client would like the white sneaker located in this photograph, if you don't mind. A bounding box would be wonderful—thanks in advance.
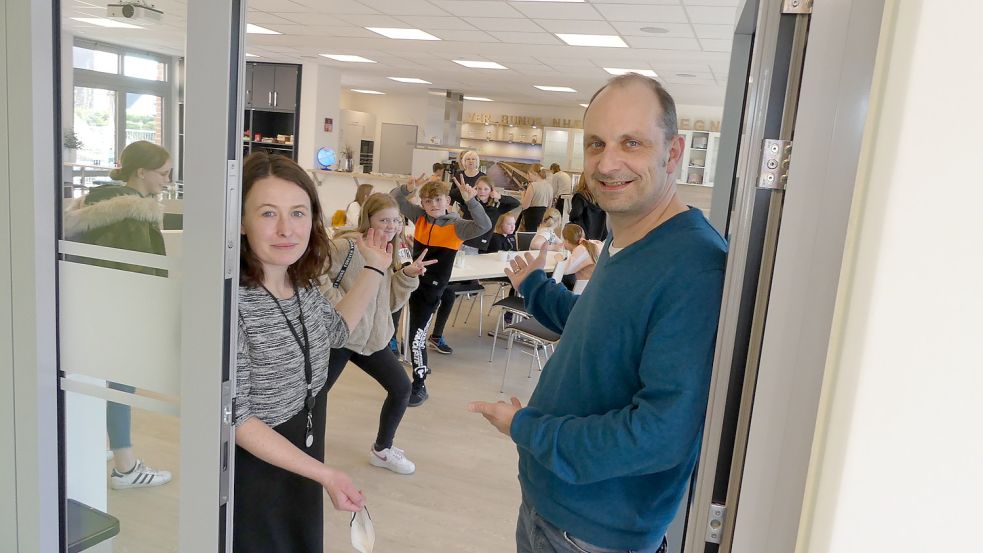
[110,459,172,490]
[368,446,416,475]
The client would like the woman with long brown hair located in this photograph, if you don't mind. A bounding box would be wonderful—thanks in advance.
[568,177,608,241]
[321,193,435,475]
[234,152,392,552]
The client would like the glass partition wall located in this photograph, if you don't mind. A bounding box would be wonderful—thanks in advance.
[57,1,243,550]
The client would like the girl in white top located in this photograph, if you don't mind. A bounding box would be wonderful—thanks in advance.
[555,223,603,295]
[529,207,564,252]
[346,183,374,227]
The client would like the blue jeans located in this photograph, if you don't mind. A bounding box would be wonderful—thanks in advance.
[516,500,667,553]
[106,381,135,450]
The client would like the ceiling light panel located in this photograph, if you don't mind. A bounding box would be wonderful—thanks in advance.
[388,77,432,84]
[603,67,658,77]
[453,60,508,69]
[464,96,494,102]
[366,27,441,40]
[71,17,143,29]
[246,24,282,35]
[535,85,577,92]
[320,54,377,63]
[351,89,386,94]
[555,34,628,48]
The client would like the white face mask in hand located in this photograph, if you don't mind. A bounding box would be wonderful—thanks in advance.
[351,507,376,553]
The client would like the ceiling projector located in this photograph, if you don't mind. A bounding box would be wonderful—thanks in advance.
[107,2,163,24]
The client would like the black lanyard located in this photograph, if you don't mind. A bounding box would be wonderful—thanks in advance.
[262,285,316,448]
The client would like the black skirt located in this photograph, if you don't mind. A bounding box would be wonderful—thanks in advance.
[233,386,329,553]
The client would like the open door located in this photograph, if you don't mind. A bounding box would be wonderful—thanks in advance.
[684,0,814,551]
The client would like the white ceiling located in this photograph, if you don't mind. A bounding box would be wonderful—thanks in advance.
[64,0,740,107]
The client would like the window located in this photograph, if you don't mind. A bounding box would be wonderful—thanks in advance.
[70,39,175,178]
[73,46,119,74]
[124,55,167,81]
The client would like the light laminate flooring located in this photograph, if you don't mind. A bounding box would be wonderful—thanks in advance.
[106,298,542,552]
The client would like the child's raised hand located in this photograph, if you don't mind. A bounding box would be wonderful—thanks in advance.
[454,175,477,202]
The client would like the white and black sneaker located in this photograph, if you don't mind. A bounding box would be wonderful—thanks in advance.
[110,459,172,490]
[369,446,416,475]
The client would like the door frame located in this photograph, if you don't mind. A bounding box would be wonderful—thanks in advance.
[1,0,246,550]
[687,0,889,552]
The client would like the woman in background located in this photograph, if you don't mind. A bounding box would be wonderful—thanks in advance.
[63,140,173,490]
[518,163,554,231]
[568,178,608,241]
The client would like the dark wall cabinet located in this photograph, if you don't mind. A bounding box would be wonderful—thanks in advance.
[244,62,301,160]
[246,63,298,111]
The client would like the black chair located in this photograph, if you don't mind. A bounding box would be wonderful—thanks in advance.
[500,318,560,393]
[516,231,537,251]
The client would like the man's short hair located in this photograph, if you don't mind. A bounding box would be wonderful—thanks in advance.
[550,163,561,172]
[419,180,450,199]
[432,162,444,172]
[587,73,678,141]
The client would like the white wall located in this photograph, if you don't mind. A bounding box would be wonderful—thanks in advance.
[340,90,428,173]
[298,63,341,170]
[799,2,983,551]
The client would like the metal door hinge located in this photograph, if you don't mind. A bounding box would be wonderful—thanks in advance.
[758,139,792,190]
[705,502,727,544]
[783,0,813,14]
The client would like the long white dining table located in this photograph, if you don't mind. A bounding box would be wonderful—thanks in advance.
[396,250,559,363]
[449,250,558,282]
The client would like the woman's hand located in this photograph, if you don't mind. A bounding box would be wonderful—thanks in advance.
[402,248,437,277]
[320,467,365,512]
[356,228,393,272]
[454,174,477,202]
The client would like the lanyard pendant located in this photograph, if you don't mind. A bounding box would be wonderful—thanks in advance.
[305,412,314,448]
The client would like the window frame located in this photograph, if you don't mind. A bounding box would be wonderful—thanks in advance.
[72,38,176,171]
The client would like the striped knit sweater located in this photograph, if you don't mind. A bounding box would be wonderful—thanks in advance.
[234,286,349,428]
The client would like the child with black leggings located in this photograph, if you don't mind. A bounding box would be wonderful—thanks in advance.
[322,193,436,473]
[391,175,491,406]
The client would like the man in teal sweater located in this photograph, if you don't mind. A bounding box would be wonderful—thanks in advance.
[470,74,727,552]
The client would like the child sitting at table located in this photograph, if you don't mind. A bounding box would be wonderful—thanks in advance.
[529,208,564,252]
[554,223,604,295]
[487,213,518,253]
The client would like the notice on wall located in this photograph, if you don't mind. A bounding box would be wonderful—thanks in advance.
[324,117,333,132]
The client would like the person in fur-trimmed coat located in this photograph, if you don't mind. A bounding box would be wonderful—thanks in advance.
[62,140,174,490]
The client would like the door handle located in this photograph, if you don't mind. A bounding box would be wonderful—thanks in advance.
[267,92,272,105]
[273,91,278,106]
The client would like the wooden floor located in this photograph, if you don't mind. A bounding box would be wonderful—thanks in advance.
[106,298,542,552]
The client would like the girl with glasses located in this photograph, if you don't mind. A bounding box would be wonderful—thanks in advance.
[321,193,435,475]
